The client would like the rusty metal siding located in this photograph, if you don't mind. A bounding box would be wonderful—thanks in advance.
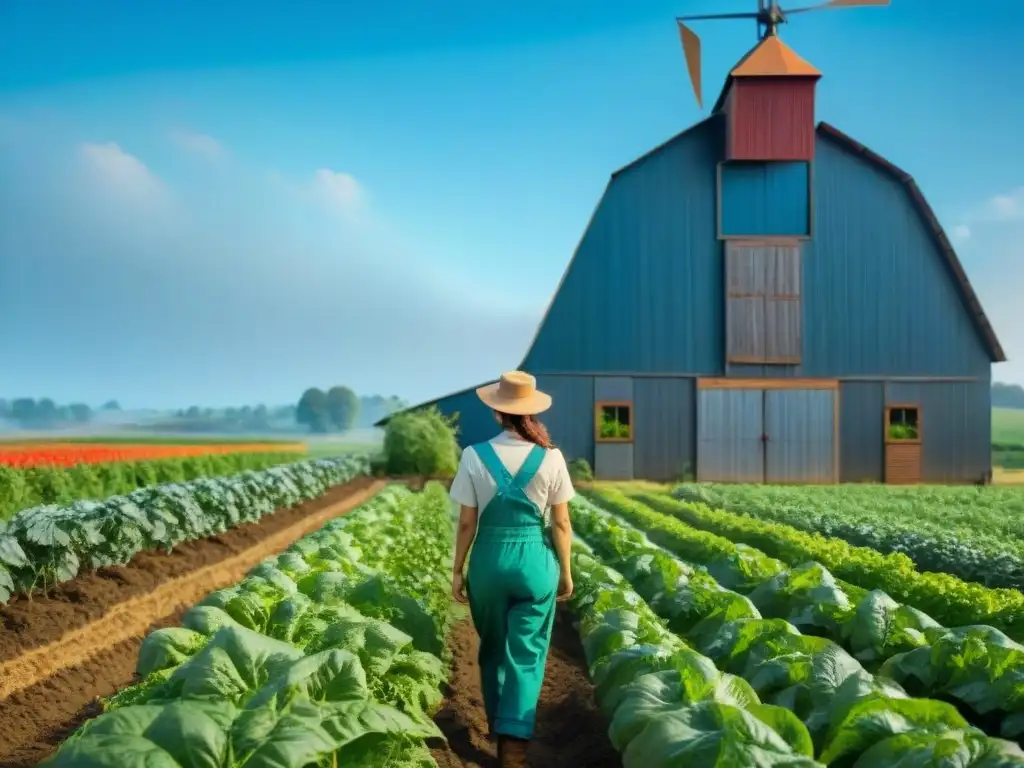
[885,380,991,483]
[634,377,697,481]
[803,134,992,378]
[521,116,724,374]
[697,388,764,482]
[727,78,816,161]
[764,389,835,482]
[839,381,884,482]
[719,162,811,237]
[535,375,595,467]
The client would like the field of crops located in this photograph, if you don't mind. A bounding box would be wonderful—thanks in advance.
[4,445,1024,767]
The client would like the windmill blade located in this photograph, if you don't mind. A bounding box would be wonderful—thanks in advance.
[675,11,761,22]
[677,21,703,109]
[783,0,890,14]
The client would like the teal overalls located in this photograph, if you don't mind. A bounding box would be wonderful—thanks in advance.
[466,441,559,740]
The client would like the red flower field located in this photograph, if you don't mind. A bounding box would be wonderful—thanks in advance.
[0,442,306,469]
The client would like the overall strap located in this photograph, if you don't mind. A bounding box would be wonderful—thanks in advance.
[511,444,547,491]
[473,441,512,492]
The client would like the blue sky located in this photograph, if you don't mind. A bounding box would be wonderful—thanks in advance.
[1,0,1021,409]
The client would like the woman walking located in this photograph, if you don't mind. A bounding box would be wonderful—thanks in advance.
[449,371,576,768]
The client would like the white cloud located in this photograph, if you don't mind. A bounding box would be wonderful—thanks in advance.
[985,188,1024,221]
[79,142,165,201]
[311,168,364,213]
[170,129,223,159]
[952,224,971,242]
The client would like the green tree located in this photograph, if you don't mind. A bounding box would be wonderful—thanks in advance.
[11,398,36,424]
[101,400,121,411]
[326,386,359,432]
[296,388,329,433]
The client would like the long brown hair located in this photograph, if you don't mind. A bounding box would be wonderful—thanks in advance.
[497,411,554,449]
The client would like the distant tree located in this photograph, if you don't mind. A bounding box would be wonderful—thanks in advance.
[101,400,121,411]
[10,398,35,424]
[186,406,202,418]
[993,382,1024,409]
[0,399,7,419]
[35,398,58,426]
[326,386,359,432]
[296,388,329,433]
[68,403,93,422]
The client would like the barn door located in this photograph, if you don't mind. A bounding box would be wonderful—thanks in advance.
[764,389,836,483]
[697,388,764,482]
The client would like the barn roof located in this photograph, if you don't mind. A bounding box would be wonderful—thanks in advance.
[817,122,1005,363]
[730,36,821,78]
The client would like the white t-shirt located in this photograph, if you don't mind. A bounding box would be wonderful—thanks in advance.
[449,431,576,519]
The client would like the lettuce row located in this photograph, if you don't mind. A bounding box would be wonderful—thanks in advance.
[43,482,453,768]
[672,482,1024,590]
[590,487,1024,738]
[632,489,1024,636]
[0,453,371,603]
[566,543,823,767]
[572,494,1024,766]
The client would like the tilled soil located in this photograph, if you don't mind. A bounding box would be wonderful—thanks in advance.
[430,609,621,768]
[0,477,385,766]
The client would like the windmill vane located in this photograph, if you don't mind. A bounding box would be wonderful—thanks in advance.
[675,0,890,109]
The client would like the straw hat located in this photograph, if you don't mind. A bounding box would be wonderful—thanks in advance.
[476,371,552,416]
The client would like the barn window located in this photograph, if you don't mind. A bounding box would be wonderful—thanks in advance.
[596,402,632,443]
[886,404,921,443]
[726,241,802,364]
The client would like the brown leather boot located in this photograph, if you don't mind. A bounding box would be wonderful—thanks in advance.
[498,736,529,768]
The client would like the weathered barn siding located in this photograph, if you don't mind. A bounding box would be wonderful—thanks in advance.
[886,380,991,483]
[719,161,810,237]
[427,387,496,449]
[802,135,992,378]
[520,117,724,374]
[633,377,697,481]
[838,381,885,482]
[697,388,764,482]
[726,78,817,161]
[763,388,836,483]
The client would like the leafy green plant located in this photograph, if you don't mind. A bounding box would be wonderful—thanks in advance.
[571,495,1024,761]
[0,454,370,602]
[0,451,304,521]
[45,483,455,767]
[382,406,460,476]
[568,458,594,482]
[888,423,918,440]
[599,411,631,439]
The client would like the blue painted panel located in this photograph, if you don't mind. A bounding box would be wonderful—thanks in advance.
[535,375,595,467]
[802,135,992,377]
[425,387,497,449]
[764,389,835,483]
[839,381,884,482]
[720,161,810,237]
[595,443,634,480]
[594,376,633,401]
[886,380,991,482]
[634,377,696,481]
[697,388,764,482]
[522,117,725,375]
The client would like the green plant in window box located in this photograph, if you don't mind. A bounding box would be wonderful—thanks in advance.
[599,411,631,439]
[889,423,918,440]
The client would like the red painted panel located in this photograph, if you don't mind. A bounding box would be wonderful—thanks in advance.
[727,78,817,161]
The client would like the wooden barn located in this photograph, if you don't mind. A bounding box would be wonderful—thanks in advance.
[380,29,1005,485]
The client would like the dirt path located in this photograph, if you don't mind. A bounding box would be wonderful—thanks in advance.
[430,608,621,768]
[0,477,385,766]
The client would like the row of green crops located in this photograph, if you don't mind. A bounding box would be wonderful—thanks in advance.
[567,541,823,767]
[572,496,1024,765]
[0,451,306,522]
[613,487,1024,636]
[589,487,1024,743]
[45,482,454,768]
[0,454,370,603]
[673,482,1024,590]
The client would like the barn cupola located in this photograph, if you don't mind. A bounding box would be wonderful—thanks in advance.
[713,33,821,161]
